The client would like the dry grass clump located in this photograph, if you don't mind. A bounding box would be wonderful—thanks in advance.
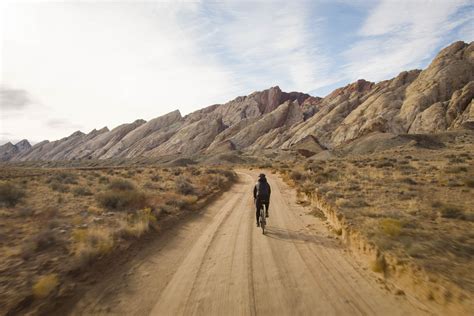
[72,228,114,265]
[117,208,156,239]
[0,181,25,207]
[379,218,402,237]
[32,274,59,298]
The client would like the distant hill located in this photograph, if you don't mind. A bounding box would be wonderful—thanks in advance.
[2,41,473,162]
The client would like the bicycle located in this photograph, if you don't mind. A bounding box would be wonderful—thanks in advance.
[259,204,267,234]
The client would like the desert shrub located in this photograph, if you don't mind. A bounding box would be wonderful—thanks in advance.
[190,168,201,176]
[97,179,147,210]
[301,180,316,194]
[214,169,236,180]
[73,228,114,265]
[445,166,467,173]
[32,274,59,298]
[108,179,135,191]
[18,207,34,217]
[163,192,198,209]
[375,161,394,168]
[440,205,466,219]
[73,186,93,196]
[320,168,339,181]
[464,179,474,188]
[379,218,402,236]
[97,189,147,210]
[35,229,57,251]
[208,174,227,188]
[175,176,195,195]
[290,170,305,181]
[0,181,25,207]
[401,177,417,185]
[150,174,161,182]
[449,157,465,163]
[48,172,78,184]
[117,208,156,239]
[50,181,69,193]
[335,197,368,208]
[98,176,109,184]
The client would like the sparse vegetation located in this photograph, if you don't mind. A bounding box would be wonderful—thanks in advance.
[0,181,25,207]
[281,142,474,295]
[0,165,236,314]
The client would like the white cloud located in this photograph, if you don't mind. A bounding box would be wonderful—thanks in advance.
[211,2,336,92]
[343,0,472,82]
[1,2,239,142]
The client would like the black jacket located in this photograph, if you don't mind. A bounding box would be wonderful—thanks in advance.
[253,177,271,200]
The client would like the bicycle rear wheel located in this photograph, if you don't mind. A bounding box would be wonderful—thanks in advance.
[260,205,266,234]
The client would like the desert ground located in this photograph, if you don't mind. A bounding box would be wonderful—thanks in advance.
[41,170,432,315]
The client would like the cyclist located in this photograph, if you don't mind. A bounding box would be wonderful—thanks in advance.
[253,173,271,227]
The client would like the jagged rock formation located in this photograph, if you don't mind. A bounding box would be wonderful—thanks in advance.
[2,41,473,162]
[0,140,31,161]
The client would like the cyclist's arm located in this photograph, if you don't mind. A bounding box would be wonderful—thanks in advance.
[253,185,257,199]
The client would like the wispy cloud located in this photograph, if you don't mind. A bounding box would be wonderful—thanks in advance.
[179,2,338,93]
[46,118,83,131]
[0,85,32,110]
[342,0,472,82]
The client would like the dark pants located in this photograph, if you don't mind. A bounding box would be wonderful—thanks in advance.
[255,198,270,223]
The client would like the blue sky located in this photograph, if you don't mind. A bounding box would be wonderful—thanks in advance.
[0,0,473,144]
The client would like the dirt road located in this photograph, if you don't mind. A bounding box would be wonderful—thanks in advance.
[70,170,430,315]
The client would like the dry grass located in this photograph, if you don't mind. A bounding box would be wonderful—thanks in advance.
[0,181,25,207]
[282,141,474,291]
[32,274,59,299]
[0,165,236,314]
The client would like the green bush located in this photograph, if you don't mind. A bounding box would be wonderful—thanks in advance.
[0,181,25,207]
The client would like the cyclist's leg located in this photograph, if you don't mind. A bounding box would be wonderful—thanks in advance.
[255,199,261,226]
[264,200,270,217]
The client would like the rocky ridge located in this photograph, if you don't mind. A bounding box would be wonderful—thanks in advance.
[3,41,473,161]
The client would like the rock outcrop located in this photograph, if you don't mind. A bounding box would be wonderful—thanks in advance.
[3,41,473,161]
[0,140,31,161]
